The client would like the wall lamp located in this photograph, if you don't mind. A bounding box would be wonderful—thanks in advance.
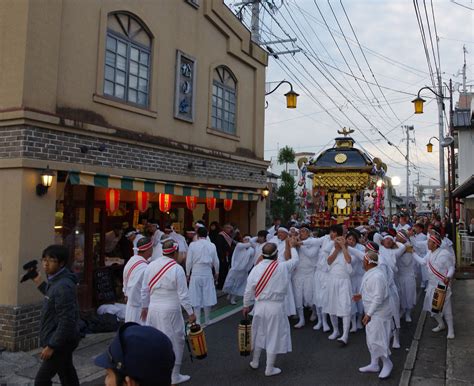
[265,80,299,109]
[261,187,270,201]
[36,166,54,196]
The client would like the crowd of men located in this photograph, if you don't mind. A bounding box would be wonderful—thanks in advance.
[118,212,456,383]
[29,212,457,385]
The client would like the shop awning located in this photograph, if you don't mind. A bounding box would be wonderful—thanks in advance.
[452,175,474,198]
[68,171,260,201]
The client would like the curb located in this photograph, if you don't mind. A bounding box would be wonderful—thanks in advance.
[399,290,427,386]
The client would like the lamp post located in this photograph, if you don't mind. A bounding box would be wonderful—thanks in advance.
[412,80,456,249]
[265,80,299,109]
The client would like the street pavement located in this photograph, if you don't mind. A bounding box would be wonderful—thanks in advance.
[178,298,422,386]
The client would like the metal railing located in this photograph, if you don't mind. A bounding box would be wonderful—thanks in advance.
[459,230,474,266]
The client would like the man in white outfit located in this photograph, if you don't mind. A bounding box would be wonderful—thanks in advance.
[395,230,417,322]
[122,237,152,324]
[141,239,196,384]
[243,239,299,377]
[268,227,297,316]
[186,227,219,326]
[355,250,394,379]
[223,236,255,304]
[147,223,163,262]
[125,229,144,251]
[412,233,455,339]
[346,231,366,332]
[164,223,188,264]
[325,232,353,345]
[293,225,321,328]
[410,223,428,288]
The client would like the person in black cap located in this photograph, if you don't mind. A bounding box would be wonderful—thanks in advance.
[95,322,175,386]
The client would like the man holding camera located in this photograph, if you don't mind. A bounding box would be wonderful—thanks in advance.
[25,245,80,386]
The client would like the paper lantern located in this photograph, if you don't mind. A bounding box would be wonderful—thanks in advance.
[186,196,198,211]
[136,191,149,213]
[206,197,216,211]
[158,194,172,212]
[223,199,233,211]
[106,189,120,213]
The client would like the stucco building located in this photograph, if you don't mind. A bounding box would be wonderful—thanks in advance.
[0,0,268,350]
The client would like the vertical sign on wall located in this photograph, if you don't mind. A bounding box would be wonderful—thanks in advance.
[174,50,196,122]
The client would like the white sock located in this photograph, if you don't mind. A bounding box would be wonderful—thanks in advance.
[357,313,364,329]
[392,328,400,349]
[350,314,357,332]
[204,307,211,324]
[230,295,237,304]
[322,312,330,331]
[310,306,317,321]
[294,308,305,328]
[329,315,339,339]
[265,353,281,376]
[405,309,412,322]
[250,348,261,369]
[338,316,350,344]
[445,315,455,339]
[359,355,380,373]
[379,356,393,379]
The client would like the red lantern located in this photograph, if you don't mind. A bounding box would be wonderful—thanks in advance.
[136,191,149,212]
[223,199,233,211]
[206,197,216,211]
[186,196,198,211]
[106,188,120,213]
[159,194,172,212]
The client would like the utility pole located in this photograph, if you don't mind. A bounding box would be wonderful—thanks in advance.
[404,125,414,211]
[462,45,467,93]
[250,0,261,44]
[437,75,446,218]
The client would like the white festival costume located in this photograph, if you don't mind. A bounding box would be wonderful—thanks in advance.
[294,237,322,309]
[186,238,220,308]
[122,254,148,324]
[243,248,299,354]
[411,232,428,284]
[268,236,297,316]
[313,235,331,310]
[361,266,392,359]
[223,242,255,296]
[396,243,417,311]
[350,243,366,316]
[142,256,193,368]
[412,248,455,315]
[324,247,353,317]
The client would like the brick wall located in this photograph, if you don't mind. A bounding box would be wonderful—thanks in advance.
[0,303,42,351]
[0,126,267,186]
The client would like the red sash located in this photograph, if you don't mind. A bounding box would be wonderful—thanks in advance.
[148,261,176,290]
[125,259,147,285]
[428,258,447,283]
[255,260,279,298]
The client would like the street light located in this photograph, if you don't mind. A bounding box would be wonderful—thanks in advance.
[391,176,401,186]
[412,80,457,253]
[266,80,299,109]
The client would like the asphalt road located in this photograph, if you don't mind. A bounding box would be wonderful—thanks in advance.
[181,296,422,386]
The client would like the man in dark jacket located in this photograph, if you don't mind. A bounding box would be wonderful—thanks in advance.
[214,222,235,289]
[31,244,81,386]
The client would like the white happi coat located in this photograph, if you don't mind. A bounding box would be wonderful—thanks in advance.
[186,238,220,307]
[411,232,428,282]
[378,243,406,327]
[312,235,331,309]
[142,256,193,366]
[413,247,455,315]
[325,247,353,317]
[122,254,148,324]
[249,237,266,266]
[243,248,299,354]
[294,237,322,309]
[361,266,392,359]
[396,242,417,310]
[150,230,164,262]
[350,243,366,315]
[268,236,296,316]
[223,242,255,296]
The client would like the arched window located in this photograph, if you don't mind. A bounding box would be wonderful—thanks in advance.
[211,66,237,134]
[104,12,152,107]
